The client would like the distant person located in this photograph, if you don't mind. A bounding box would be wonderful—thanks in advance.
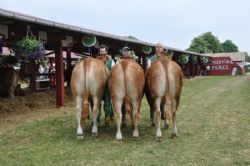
[121,46,132,59]
[38,64,45,80]
[147,42,165,68]
[44,63,50,79]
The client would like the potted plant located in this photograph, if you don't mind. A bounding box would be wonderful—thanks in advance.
[15,37,45,61]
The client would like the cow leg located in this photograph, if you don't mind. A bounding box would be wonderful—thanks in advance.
[164,97,171,129]
[150,104,155,127]
[132,100,140,138]
[76,96,84,140]
[154,97,162,141]
[171,99,178,138]
[92,97,100,135]
[113,99,123,140]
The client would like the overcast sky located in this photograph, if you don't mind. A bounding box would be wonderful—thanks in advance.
[1,0,250,53]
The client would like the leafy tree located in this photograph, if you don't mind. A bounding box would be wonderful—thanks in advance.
[187,32,223,53]
[221,40,239,52]
[187,37,211,53]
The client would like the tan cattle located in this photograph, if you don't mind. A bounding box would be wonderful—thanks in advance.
[109,58,145,140]
[71,57,108,139]
[0,67,18,98]
[145,52,183,141]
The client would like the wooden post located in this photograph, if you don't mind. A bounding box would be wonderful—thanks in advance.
[55,42,65,107]
[66,47,72,87]
[187,62,191,79]
[192,63,195,78]
[195,63,198,76]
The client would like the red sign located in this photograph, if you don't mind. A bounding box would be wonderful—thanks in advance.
[209,57,238,75]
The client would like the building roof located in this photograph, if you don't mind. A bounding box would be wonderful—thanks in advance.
[0,8,205,56]
[205,52,248,62]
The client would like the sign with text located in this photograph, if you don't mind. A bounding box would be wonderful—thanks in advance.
[209,57,238,75]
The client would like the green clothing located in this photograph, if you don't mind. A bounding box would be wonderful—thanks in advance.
[106,59,113,71]
[149,54,157,62]
[103,58,114,125]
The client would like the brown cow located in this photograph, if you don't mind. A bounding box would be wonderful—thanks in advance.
[71,57,108,139]
[145,52,183,141]
[0,67,18,98]
[109,58,145,140]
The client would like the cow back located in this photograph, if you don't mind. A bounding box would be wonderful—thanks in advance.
[109,59,145,100]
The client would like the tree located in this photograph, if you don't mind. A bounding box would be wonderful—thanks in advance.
[187,32,223,53]
[221,40,239,52]
[187,37,211,53]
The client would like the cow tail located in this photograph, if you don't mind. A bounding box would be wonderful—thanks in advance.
[121,63,131,119]
[81,60,89,123]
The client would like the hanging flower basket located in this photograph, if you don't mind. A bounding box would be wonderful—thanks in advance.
[15,37,45,61]
[142,46,152,54]
[82,35,97,47]
[191,55,197,64]
[200,56,209,64]
[179,54,189,64]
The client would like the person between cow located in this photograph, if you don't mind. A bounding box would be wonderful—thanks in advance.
[147,42,165,68]
[121,46,132,59]
[98,44,115,126]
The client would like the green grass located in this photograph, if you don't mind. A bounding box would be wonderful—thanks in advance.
[0,76,250,165]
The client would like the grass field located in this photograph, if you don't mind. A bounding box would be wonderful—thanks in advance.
[0,75,250,165]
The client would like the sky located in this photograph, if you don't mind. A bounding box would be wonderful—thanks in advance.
[1,0,250,53]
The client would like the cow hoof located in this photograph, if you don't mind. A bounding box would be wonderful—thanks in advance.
[92,132,98,137]
[133,130,139,138]
[76,134,84,140]
[164,124,169,129]
[116,133,123,141]
[92,126,98,133]
[156,136,163,142]
[116,138,123,142]
[171,133,178,139]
